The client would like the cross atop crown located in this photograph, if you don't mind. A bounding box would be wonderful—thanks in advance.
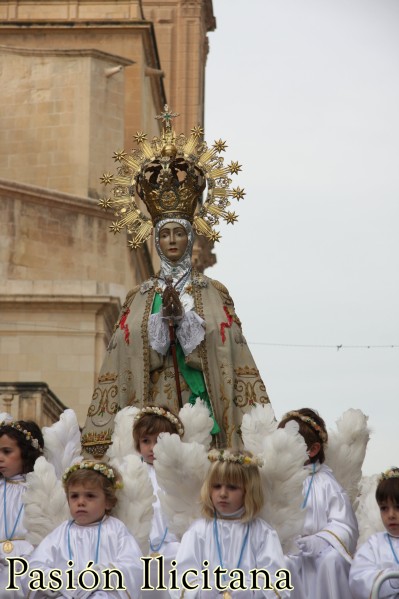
[155,104,180,130]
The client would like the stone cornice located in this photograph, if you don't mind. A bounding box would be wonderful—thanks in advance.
[0,0,143,21]
[0,178,113,220]
[0,20,166,100]
[0,44,134,65]
[1,19,155,31]
[0,382,67,412]
[204,0,216,32]
[0,294,122,306]
[0,179,156,280]
[0,294,121,340]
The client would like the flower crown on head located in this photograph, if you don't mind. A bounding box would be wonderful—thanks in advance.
[208,449,264,468]
[134,406,184,437]
[0,420,43,453]
[282,411,328,444]
[379,468,399,483]
[62,461,123,489]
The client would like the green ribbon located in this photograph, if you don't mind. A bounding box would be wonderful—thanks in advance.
[152,293,220,435]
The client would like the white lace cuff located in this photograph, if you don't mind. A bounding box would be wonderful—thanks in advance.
[176,311,205,356]
[148,312,170,355]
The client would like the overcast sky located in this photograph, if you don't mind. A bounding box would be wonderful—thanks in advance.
[204,0,399,475]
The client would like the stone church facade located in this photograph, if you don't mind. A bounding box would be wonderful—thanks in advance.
[0,0,216,424]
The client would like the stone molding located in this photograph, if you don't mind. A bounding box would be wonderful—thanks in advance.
[0,381,67,426]
[0,44,134,66]
[0,178,113,220]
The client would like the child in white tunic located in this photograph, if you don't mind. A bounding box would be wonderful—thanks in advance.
[169,449,292,599]
[133,405,182,598]
[350,467,399,599]
[0,420,44,599]
[21,461,143,598]
[279,409,358,599]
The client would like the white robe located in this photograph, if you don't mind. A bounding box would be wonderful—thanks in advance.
[0,475,33,599]
[20,515,143,598]
[349,532,399,599]
[287,462,359,599]
[145,464,180,598]
[169,516,292,598]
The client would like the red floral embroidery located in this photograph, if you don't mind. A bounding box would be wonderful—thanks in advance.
[119,308,130,345]
[220,306,233,344]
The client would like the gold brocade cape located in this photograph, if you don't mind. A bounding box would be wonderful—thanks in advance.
[81,270,270,457]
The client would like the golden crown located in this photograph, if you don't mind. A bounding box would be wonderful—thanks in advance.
[99,105,245,248]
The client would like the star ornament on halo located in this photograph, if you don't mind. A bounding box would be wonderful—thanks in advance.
[228,161,242,175]
[98,198,112,210]
[128,239,141,250]
[225,211,238,224]
[113,150,127,162]
[210,230,222,242]
[100,173,114,186]
[191,125,205,137]
[231,187,246,201]
[213,139,228,153]
[109,222,122,234]
[133,131,147,144]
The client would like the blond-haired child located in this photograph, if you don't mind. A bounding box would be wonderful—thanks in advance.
[170,449,291,598]
[22,461,143,598]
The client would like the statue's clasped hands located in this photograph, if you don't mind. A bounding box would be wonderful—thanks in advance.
[162,278,183,322]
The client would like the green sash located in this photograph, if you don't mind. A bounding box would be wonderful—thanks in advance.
[152,293,220,434]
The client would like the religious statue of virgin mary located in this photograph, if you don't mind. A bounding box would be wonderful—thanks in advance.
[81,106,270,457]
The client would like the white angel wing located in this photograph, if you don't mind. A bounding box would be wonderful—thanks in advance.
[111,454,154,554]
[0,412,13,423]
[356,474,384,546]
[241,403,277,455]
[258,426,308,553]
[23,456,69,545]
[42,409,82,479]
[106,406,141,461]
[180,400,214,448]
[154,433,209,538]
[325,409,370,507]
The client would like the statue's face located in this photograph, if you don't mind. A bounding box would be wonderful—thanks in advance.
[159,222,188,262]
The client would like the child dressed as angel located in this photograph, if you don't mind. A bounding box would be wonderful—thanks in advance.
[349,467,399,599]
[278,408,359,599]
[133,405,182,597]
[21,461,143,599]
[169,449,292,598]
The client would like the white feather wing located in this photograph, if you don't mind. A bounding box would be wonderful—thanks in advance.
[241,403,277,455]
[0,412,13,423]
[180,400,214,448]
[154,433,209,538]
[42,409,82,479]
[258,426,308,553]
[356,474,384,546]
[23,456,69,545]
[325,409,370,506]
[111,454,154,554]
[106,406,141,461]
